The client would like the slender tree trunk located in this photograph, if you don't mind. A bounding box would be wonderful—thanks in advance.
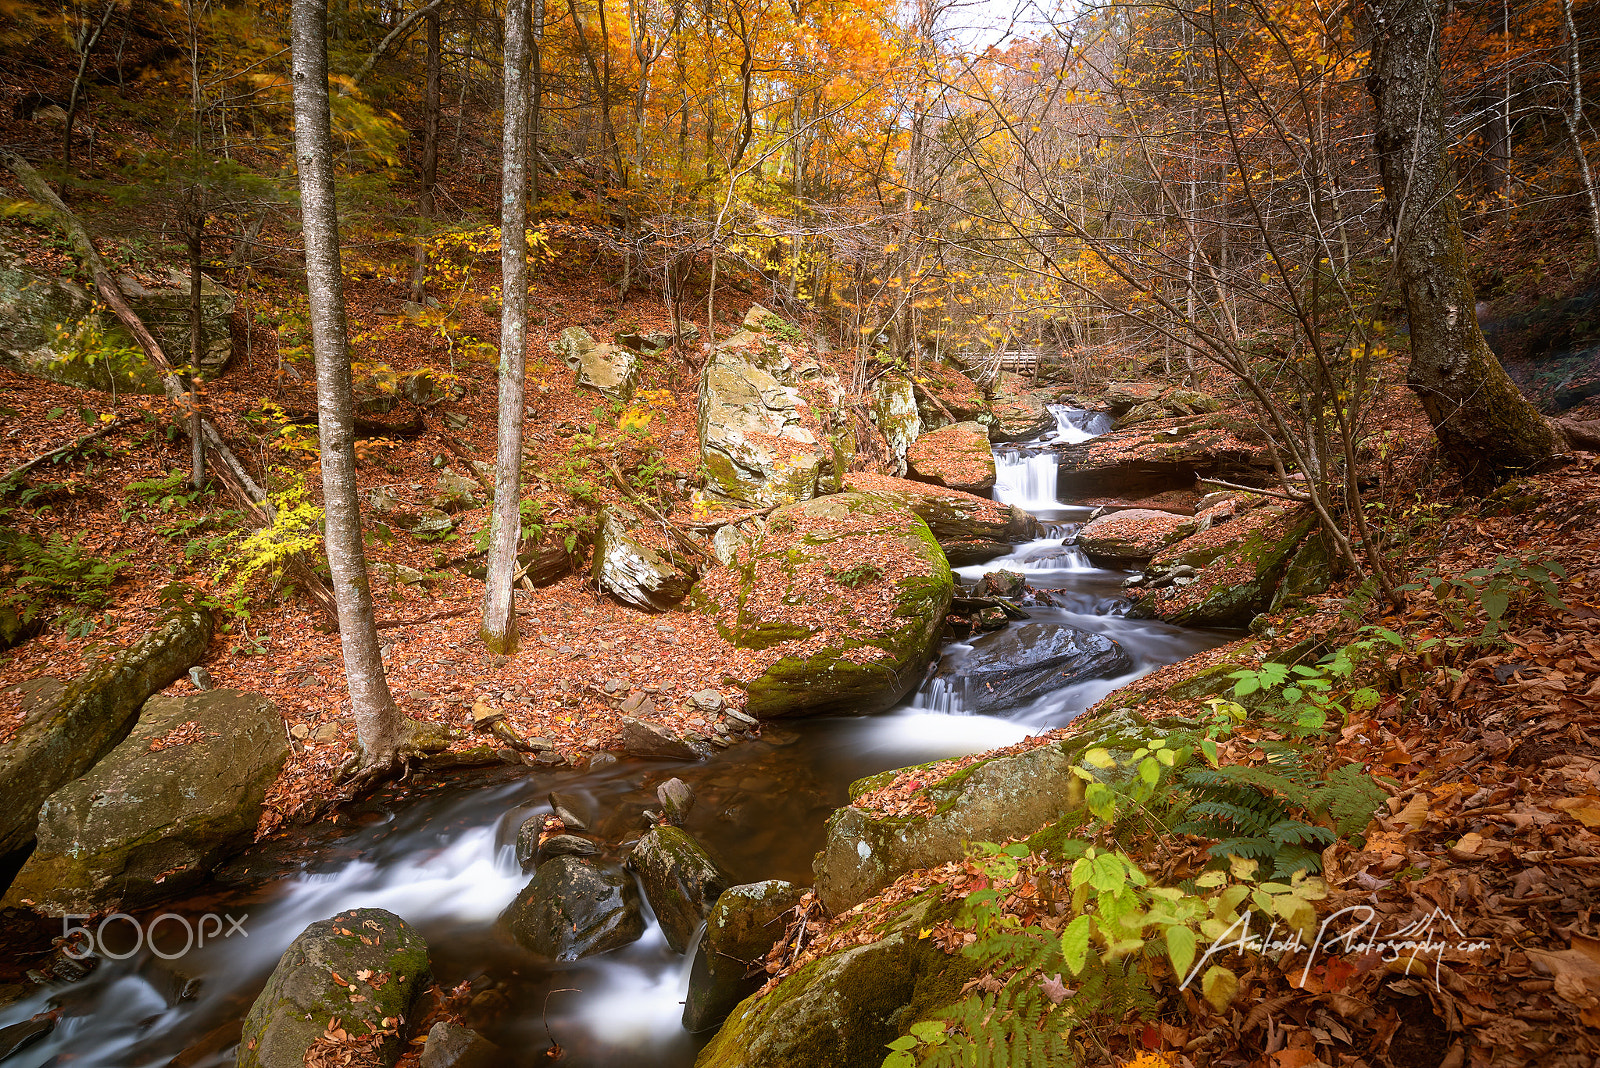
[409,4,442,301]
[483,0,531,654]
[531,0,543,204]
[1364,0,1559,485]
[1561,0,1600,266]
[64,0,116,166]
[188,222,207,489]
[291,0,404,767]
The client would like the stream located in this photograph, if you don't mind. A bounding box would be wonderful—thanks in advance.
[0,407,1230,1067]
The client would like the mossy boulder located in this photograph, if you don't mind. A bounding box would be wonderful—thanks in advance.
[628,825,730,953]
[694,892,975,1068]
[814,740,1085,913]
[1098,380,1166,413]
[0,606,212,857]
[4,689,287,915]
[684,880,805,1031]
[1077,508,1197,566]
[910,361,987,430]
[841,473,1039,566]
[694,492,953,719]
[591,503,697,612]
[988,372,1056,442]
[552,326,640,402]
[905,421,995,496]
[500,855,646,960]
[1136,505,1318,628]
[237,908,431,1068]
[1269,531,1337,612]
[870,372,922,475]
[697,310,841,507]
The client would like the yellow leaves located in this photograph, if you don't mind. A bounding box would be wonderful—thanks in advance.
[1201,965,1239,1011]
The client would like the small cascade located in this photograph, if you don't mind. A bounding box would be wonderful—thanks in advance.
[1050,405,1113,443]
[991,407,1112,511]
[911,673,971,715]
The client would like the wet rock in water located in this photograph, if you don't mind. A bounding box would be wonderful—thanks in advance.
[420,1021,500,1068]
[694,891,975,1068]
[515,818,599,867]
[620,717,709,760]
[987,372,1056,442]
[690,492,952,719]
[932,624,1131,717]
[628,825,730,953]
[905,421,995,495]
[1136,504,1317,628]
[501,856,645,961]
[4,688,287,915]
[657,777,695,824]
[840,473,1039,566]
[1077,508,1196,567]
[870,372,922,475]
[698,305,844,507]
[0,1014,54,1061]
[552,326,640,402]
[549,791,593,832]
[591,503,697,612]
[977,569,1027,600]
[683,880,805,1031]
[238,908,430,1068]
[815,741,1087,912]
[0,606,211,858]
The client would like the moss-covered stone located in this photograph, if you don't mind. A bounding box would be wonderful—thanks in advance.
[694,892,976,1068]
[237,908,430,1068]
[1269,530,1336,612]
[4,689,287,915]
[1142,506,1317,628]
[840,473,1040,566]
[628,825,730,953]
[684,880,806,1031]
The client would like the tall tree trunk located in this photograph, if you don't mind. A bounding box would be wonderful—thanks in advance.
[409,4,441,301]
[482,0,532,654]
[291,0,404,768]
[187,221,206,489]
[531,0,543,205]
[64,0,117,166]
[1364,0,1559,485]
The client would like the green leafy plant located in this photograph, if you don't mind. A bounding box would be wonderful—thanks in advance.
[0,530,133,609]
[1400,555,1566,638]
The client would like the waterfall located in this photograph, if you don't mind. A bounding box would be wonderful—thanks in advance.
[991,407,1112,511]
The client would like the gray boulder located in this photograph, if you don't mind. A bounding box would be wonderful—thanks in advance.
[620,717,710,760]
[591,503,697,612]
[628,825,730,953]
[501,855,646,960]
[683,880,804,1031]
[0,606,211,856]
[237,908,431,1068]
[420,1022,500,1068]
[4,689,287,914]
[552,326,640,402]
[930,624,1133,716]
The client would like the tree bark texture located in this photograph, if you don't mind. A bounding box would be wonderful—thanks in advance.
[482,0,532,654]
[1364,0,1560,484]
[291,0,404,765]
[409,4,441,301]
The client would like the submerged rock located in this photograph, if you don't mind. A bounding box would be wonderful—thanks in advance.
[684,880,805,1032]
[694,891,975,1068]
[690,492,952,719]
[905,421,995,496]
[419,1021,500,1068]
[930,623,1133,716]
[0,606,211,857]
[4,688,287,914]
[553,326,640,402]
[591,503,697,612]
[628,825,730,953]
[501,855,646,961]
[1077,508,1196,566]
[237,908,430,1068]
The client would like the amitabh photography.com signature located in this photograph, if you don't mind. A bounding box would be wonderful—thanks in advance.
[1179,906,1492,993]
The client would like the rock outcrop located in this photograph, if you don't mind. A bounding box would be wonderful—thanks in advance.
[1054,410,1270,498]
[987,372,1056,442]
[842,473,1039,566]
[1132,503,1318,627]
[691,492,952,719]
[905,421,995,496]
[237,909,431,1068]
[552,326,640,402]
[4,689,286,914]
[1076,508,1196,566]
[0,606,211,857]
[591,503,697,612]
[870,372,922,475]
[910,361,987,429]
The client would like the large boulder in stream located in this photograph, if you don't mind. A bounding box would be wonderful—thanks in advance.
[691,492,952,719]
[905,421,995,496]
[694,890,975,1068]
[237,908,431,1068]
[500,855,646,960]
[552,326,640,402]
[1055,409,1270,498]
[4,689,287,914]
[1076,507,1196,566]
[843,473,1039,565]
[1133,503,1318,628]
[591,502,697,611]
[684,880,805,1032]
[0,605,211,857]
[629,825,731,953]
[929,624,1132,716]
[698,305,847,507]
[987,371,1056,442]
